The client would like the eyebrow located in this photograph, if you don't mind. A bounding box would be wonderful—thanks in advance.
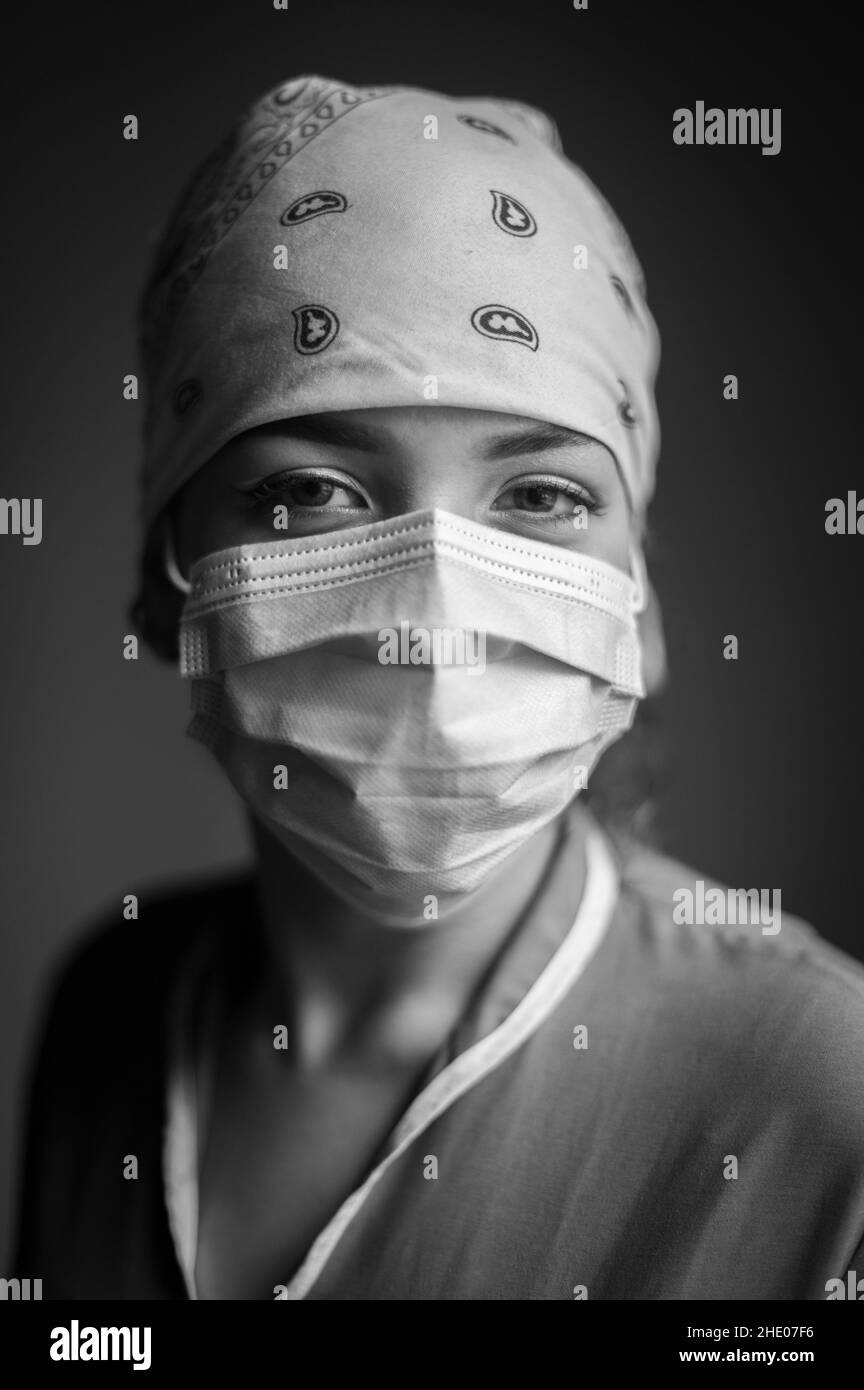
[257,416,601,461]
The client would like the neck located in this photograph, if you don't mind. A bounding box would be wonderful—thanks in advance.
[247,805,588,1070]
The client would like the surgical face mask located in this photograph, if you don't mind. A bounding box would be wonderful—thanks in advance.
[172,509,646,920]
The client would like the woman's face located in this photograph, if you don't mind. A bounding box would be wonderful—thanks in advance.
[173,405,633,577]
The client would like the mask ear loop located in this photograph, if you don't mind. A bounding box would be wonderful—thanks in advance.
[628,540,648,616]
[163,517,192,596]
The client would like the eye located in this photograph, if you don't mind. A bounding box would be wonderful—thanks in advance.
[491,474,600,524]
[239,467,370,512]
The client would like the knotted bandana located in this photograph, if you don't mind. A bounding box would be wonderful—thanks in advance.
[137,72,662,529]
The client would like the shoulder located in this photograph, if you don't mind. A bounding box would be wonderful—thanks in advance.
[25,868,258,1072]
[606,835,864,1114]
[12,870,256,1285]
[615,835,864,989]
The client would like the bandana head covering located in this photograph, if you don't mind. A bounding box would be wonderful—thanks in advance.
[137,72,662,529]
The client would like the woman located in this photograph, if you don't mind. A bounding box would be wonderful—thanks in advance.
[13,72,864,1301]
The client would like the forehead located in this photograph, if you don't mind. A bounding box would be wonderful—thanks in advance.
[222,406,616,460]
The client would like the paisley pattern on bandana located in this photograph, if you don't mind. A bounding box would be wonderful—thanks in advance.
[470,304,539,350]
[610,274,637,319]
[280,190,348,225]
[490,190,537,238]
[617,379,638,428]
[456,114,517,143]
[139,78,394,390]
[172,379,203,417]
[292,305,340,354]
[137,73,662,527]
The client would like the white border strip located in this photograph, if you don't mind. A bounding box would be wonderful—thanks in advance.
[162,964,201,1301]
[280,821,620,1300]
[162,821,619,1301]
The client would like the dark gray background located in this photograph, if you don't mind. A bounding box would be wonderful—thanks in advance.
[0,0,859,1266]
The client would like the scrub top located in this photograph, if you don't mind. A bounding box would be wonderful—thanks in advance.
[11,806,864,1300]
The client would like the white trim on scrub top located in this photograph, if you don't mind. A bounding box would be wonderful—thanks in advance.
[162,818,621,1300]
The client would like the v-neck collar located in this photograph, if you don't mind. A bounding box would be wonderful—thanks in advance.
[161,808,620,1300]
